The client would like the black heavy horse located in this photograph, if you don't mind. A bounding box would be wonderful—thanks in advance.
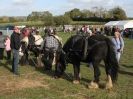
[55,34,119,89]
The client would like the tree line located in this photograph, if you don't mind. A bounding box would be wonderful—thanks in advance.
[0,6,128,26]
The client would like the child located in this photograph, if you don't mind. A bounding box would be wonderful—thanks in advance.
[4,36,11,60]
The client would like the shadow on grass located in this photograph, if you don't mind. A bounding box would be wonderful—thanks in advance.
[0,60,12,72]
[100,64,133,76]
[35,67,55,77]
[121,64,133,68]
[118,70,133,76]
[35,66,73,82]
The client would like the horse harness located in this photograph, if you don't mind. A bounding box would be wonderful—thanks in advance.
[66,36,103,61]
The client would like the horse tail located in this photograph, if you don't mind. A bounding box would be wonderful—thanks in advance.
[105,38,119,82]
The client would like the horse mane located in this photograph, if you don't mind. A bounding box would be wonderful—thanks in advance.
[90,34,109,42]
[63,35,83,52]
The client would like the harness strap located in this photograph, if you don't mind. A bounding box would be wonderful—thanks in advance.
[83,37,88,60]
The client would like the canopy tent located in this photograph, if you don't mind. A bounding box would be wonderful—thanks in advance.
[105,20,133,30]
[105,21,120,26]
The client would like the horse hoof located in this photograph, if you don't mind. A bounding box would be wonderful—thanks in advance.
[73,80,80,84]
[105,83,113,90]
[88,81,99,89]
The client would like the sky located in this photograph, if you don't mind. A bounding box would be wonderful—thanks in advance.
[0,0,133,17]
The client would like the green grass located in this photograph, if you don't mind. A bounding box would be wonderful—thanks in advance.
[0,33,133,99]
[72,21,105,25]
[0,21,44,27]
[0,20,105,27]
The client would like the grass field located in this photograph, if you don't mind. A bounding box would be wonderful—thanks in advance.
[0,32,133,99]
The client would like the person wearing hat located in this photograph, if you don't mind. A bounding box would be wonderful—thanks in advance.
[40,29,62,70]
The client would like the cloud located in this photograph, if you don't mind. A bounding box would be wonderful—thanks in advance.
[58,0,115,14]
[0,0,132,17]
[67,0,114,4]
[13,0,34,5]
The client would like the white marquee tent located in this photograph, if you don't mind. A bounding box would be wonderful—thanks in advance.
[105,20,133,30]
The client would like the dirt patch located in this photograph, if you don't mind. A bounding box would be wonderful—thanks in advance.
[0,78,49,95]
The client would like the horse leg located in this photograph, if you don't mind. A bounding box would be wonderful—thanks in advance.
[88,61,101,89]
[104,61,113,89]
[73,63,80,84]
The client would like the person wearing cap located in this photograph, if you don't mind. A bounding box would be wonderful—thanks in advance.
[41,29,62,70]
[10,26,21,75]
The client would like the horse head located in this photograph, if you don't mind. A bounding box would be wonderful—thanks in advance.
[55,35,84,78]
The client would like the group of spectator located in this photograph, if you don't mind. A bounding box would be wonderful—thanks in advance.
[0,26,62,75]
[0,24,125,75]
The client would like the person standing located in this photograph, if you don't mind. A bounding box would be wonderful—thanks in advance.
[4,36,11,60]
[33,30,43,47]
[0,31,5,60]
[41,30,62,71]
[112,30,124,63]
[10,26,21,75]
[20,27,30,65]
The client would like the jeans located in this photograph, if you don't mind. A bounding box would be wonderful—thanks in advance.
[12,49,19,74]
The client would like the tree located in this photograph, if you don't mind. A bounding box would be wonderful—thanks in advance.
[43,16,54,26]
[27,14,39,21]
[65,8,82,19]
[54,15,72,25]
[81,9,94,18]
[27,11,54,22]
[109,7,127,20]
[2,16,9,23]
[9,17,17,22]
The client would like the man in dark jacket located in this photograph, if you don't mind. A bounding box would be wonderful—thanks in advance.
[10,26,21,75]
